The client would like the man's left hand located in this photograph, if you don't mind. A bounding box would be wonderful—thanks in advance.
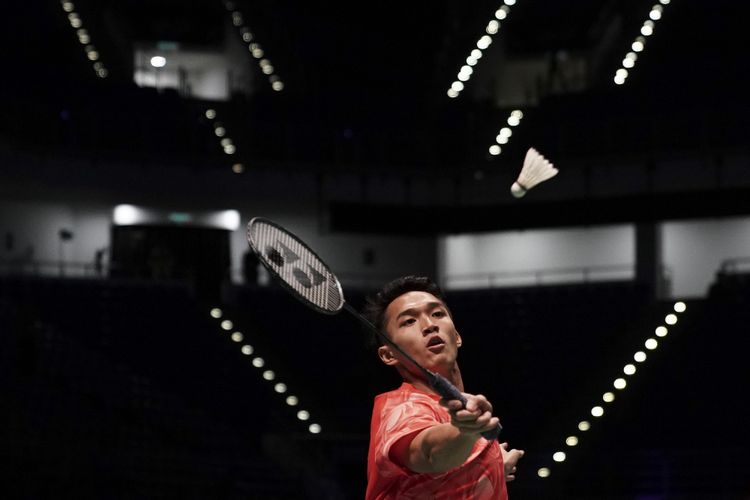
[501,442,525,482]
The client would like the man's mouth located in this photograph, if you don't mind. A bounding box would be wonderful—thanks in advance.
[426,336,446,352]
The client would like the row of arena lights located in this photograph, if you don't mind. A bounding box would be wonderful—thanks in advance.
[485,1,673,157]
[614,0,672,85]
[60,1,108,78]
[448,0,518,99]
[203,108,246,174]
[210,307,322,435]
[224,0,284,92]
[535,300,687,479]
[489,109,523,157]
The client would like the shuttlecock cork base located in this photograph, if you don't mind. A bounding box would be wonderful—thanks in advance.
[511,147,558,198]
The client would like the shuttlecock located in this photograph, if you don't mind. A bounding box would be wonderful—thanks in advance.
[510,147,558,198]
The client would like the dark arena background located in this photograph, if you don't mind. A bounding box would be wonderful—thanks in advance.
[2,1,750,499]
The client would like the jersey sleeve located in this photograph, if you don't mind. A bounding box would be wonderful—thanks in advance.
[375,397,445,475]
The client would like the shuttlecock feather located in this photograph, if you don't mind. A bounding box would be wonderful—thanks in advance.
[510,147,558,198]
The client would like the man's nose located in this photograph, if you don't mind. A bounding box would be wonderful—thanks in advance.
[421,317,439,334]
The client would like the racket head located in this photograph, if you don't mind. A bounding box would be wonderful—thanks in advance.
[246,217,345,315]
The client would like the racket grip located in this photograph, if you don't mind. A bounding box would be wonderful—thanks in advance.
[429,372,502,441]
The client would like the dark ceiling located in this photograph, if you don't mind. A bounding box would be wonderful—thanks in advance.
[2,0,749,177]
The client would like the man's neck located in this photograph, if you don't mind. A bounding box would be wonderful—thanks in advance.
[402,363,465,396]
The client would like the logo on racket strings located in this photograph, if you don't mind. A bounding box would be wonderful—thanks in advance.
[265,242,326,289]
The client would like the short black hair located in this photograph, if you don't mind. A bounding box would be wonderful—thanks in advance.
[361,275,449,348]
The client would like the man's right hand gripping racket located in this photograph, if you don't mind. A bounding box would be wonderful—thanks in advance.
[246,216,501,441]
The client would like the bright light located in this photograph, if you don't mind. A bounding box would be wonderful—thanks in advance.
[504,0,516,5]
[252,48,264,58]
[216,210,241,231]
[489,145,501,156]
[641,24,654,37]
[645,338,658,350]
[614,378,627,389]
[674,301,686,313]
[616,68,629,79]
[603,392,615,403]
[591,406,604,417]
[659,0,670,4]
[477,35,492,50]
[231,331,243,342]
[458,72,470,82]
[205,109,216,119]
[221,320,233,330]
[274,383,287,393]
[496,135,509,145]
[286,395,298,406]
[252,357,265,368]
[499,127,512,137]
[272,81,284,91]
[655,326,668,337]
[297,410,310,421]
[62,2,75,12]
[634,351,647,362]
[150,56,166,68]
[578,421,590,431]
[566,436,579,446]
[87,51,100,61]
[261,64,274,75]
[466,56,478,66]
[262,370,275,380]
[210,308,222,318]
[486,20,500,35]
[220,138,233,147]
[241,345,253,355]
[650,5,663,21]
[632,37,646,52]
[215,127,226,137]
[623,58,635,69]
[224,144,236,155]
[624,364,636,375]
[664,313,677,325]
[495,6,509,20]
[447,89,459,98]
[309,423,322,434]
[537,467,551,478]
[553,451,566,462]
[451,81,464,92]
[507,115,520,127]
[113,204,140,225]
[614,74,626,85]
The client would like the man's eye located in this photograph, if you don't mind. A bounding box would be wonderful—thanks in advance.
[401,318,415,327]
[433,310,446,317]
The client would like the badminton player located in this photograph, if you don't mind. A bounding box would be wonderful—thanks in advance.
[363,276,524,499]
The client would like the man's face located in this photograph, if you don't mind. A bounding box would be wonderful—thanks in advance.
[380,291,462,372]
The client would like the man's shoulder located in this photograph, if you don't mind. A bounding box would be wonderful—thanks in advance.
[375,383,440,411]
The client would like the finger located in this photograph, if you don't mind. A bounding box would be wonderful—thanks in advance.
[473,394,493,413]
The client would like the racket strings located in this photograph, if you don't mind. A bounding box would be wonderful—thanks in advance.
[249,220,344,313]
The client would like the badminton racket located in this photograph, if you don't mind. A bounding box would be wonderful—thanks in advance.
[246,216,501,440]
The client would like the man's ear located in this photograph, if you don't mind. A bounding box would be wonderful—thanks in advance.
[455,330,463,348]
[378,345,399,366]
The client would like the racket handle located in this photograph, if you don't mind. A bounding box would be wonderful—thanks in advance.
[429,372,502,441]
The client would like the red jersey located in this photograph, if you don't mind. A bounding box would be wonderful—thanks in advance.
[365,382,507,500]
